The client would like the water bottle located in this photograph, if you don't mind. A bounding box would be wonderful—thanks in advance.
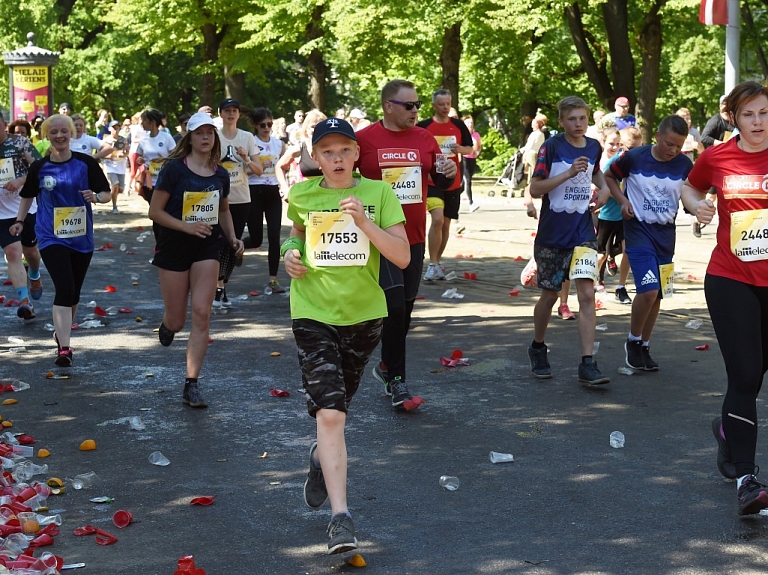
[439,475,460,491]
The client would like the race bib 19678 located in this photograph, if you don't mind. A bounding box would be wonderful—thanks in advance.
[53,206,86,238]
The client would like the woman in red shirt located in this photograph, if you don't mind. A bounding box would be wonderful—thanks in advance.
[682,80,768,515]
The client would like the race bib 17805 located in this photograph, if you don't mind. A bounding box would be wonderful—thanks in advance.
[306,212,369,267]
[182,190,220,225]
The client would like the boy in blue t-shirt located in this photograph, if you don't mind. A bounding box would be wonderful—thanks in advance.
[528,96,610,385]
[605,115,692,371]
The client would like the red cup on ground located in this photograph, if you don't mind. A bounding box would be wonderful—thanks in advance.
[112,510,133,528]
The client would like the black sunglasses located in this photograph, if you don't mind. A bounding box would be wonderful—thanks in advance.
[388,99,423,111]
[259,122,273,128]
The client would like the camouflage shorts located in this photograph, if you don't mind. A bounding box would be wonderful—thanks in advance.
[534,241,598,292]
[292,318,383,417]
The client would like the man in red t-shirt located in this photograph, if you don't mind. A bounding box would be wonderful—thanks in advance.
[417,89,474,281]
[356,79,457,410]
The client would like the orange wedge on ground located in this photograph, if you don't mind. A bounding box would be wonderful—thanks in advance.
[348,554,366,567]
[37,449,51,458]
[2,421,12,428]
[79,439,96,451]
[2,399,17,405]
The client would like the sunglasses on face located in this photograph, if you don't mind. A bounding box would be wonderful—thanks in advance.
[388,99,423,111]
[259,122,273,128]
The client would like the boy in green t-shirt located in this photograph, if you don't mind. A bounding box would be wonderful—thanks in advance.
[282,118,410,554]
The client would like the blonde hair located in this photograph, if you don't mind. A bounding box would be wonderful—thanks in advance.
[41,114,76,139]
[298,109,327,141]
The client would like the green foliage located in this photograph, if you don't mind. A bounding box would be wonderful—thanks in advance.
[477,128,516,176]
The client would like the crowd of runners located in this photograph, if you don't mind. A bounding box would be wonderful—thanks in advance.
[2,78,768,553]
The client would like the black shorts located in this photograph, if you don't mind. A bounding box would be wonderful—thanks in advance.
[0,213,37,249]
[596,219,624,257]
[426,186,461,220]
[379,243,425,301]
[292,318,383,417]
[152,228,226,272]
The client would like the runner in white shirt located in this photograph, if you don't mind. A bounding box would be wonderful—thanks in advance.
[69,114,113,159]
[136,108,176,205]
[103,121,129,213]
[213,98,262,308]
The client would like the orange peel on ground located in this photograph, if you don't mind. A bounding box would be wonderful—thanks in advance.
[79,439,96,451]
[1,421,12,428]
[348,554,367,567]
[37,449,51,458]
[2,399,17,405]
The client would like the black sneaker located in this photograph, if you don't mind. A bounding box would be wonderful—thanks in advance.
[712,416,737,479]
[221,288,232,308]
[326,513,357,555]
[183,382,208,408]
[737,474,768,515]
[54,347,73,367]
[389,376,412,408]
[641,345,659,371]
[303,442,328,509]
[578,358,610,385]
[607,259,618,276]
[372,362,389,394]
[212,287,224,309]
[615,287,632,305]
[624,339,644,370]
[158,322,174,347]
[528,345,552,379]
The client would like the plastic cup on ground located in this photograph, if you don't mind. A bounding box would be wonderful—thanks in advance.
[489,451,514,464]
[112,509,133,528]
[148,451,170,466]
[439,475,460,491]
[610,431,625,448]
[17,512,38,535]
[72,471,99,490]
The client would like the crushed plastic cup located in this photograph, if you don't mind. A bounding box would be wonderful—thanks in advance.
[72,472,99,490]
[441,288,464,299]
[11,380,30,392]
[618,366,635,376]
[148,451,170,466]
[86,301,97,308]
[489,451,514,464]
[2,532,29,555]
[7,336,24,344]
[439,475,460,491]
[78,320,104,329]
[129,417,145,431]
[130,274,139,281]
[610,431,625,449]
[264,286,273,295]
[8,347,26,353]
[43,323,55,332]
[119,243,127,251]
[12,445,34,458]
[444,271,457,281]
[596,323,608,331]
[236,294,248,301]
[112,510,133,528]
[685,319,703,330]
[36,514,62,526]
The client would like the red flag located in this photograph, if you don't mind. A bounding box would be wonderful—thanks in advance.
[700,0,728,25]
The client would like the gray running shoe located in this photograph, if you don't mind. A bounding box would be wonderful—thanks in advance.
[528,345,552,379]
[372,362,389,393]
[303,442,328,509]
[388,376,412,408]
[327,513,357,554]
[578,358,610,385]
[182,382,208,408]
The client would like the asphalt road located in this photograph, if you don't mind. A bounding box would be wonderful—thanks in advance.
[1,188,767,575]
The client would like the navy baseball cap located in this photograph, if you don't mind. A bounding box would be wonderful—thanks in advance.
[218,98,240,111]
[312,118,357,145]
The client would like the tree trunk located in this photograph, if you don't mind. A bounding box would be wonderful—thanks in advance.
[741,2,768,79]
[225,67,245,103]
[306,4,326,111]
[439,22,462,105]
[564,3,613,103]
[637,1,665,143]
[200,23,219,107]
[602,0,635,108]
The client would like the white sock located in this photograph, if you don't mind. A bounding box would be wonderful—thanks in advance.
[642,340,650,347]
[617,284,625,290]
[628,333,642,342]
